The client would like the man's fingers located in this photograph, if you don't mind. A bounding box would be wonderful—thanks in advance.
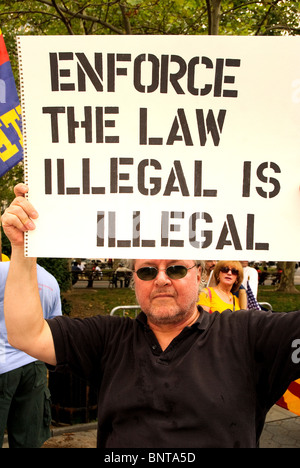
[1,184,38,248]
[3,203,37,230]
[10,195,39,221]
[2,210,28,232]
[11,184,38,221]
[14,183,29,198]
[1,194,39,243]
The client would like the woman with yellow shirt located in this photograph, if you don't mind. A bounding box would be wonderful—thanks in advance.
[198,261,244,313]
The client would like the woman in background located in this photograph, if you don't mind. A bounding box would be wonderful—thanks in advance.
[198,261,244,313]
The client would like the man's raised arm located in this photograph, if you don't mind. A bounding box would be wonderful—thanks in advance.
[1,184,57,366]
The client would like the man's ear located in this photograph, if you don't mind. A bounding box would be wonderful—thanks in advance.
[197,266,202,283]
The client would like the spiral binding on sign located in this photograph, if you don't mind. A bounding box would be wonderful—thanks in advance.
[17,37,29,256]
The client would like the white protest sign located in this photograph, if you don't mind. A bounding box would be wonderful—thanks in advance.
[17,35,300,260]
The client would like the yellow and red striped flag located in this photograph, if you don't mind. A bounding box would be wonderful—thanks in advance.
[277,379,300,416]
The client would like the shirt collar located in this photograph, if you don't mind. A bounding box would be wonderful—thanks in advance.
[136,306,211,333]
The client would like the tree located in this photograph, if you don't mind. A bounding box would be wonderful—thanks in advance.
[276,262,299,294]
[207,0,221,35]
[1,1,299,41]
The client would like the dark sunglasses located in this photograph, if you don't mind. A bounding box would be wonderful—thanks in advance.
[220,266,239,276]
[134,264,197,281]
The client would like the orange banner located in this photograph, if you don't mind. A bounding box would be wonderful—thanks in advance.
[277,380,300,416]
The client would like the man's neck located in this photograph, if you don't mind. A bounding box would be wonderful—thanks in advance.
[148,308,200,351]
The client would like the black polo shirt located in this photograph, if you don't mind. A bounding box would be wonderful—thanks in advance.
[47,308,300,448]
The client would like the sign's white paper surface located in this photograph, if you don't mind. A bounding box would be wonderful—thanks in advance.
[17,35,300,260]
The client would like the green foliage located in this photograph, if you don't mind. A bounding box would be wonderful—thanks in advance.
[0,0,299,47]
[37,257,72,315]
[219,0,300,36]
[37,257,71,293]
[0,163,24,257]
[0,163,23,211]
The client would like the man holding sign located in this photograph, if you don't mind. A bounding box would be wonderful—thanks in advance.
[2,183,300,449]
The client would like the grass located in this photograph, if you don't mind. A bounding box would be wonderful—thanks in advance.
[63,287,138,318]
[258,285,300,312]
[63,284,300,318]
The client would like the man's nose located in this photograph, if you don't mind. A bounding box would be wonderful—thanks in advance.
[154,270,172,285]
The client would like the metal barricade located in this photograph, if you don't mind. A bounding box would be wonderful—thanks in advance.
[110,305,141,318]
[258,302,273,311]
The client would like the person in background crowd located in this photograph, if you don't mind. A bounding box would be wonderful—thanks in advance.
[71,261,81,285]
[199,260,217,291]
[115,263,132,288]
[0,261,62,448]
[198,261,243,313]
[94,263,103,280]
[241,261,259,298]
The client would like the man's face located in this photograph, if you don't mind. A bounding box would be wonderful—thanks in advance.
[134,259,201,326]
[205,261,216,272]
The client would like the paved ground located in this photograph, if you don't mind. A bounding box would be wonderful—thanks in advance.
[42,406,300,449]
[260,405,300,448]
[41,406,300,448]
[3,405,297,448]
[42,423,97,448]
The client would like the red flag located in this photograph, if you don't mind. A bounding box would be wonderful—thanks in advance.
[0,29,23,176]
[0,32,9,66]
